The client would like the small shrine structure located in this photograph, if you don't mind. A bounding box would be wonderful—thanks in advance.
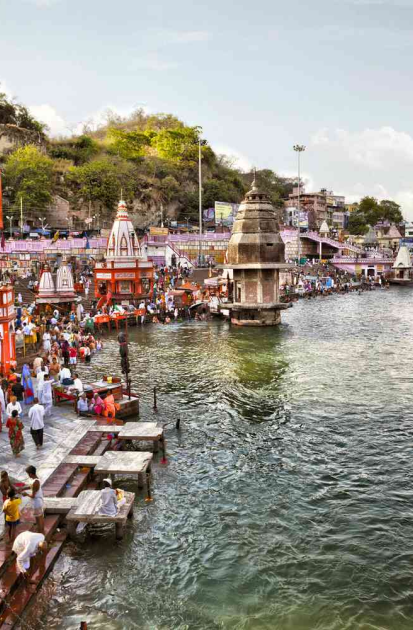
[94,199,153,307]
[36,260,76,311]
[223,177,290,326]
[319,220,329,237]
[391,245,413,285]
[0,285,16,376]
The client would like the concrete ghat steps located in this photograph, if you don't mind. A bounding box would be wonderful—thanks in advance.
[0,428,113,628]
[0,531,67,629]
[0,515,62,626]
[13,279,36,307]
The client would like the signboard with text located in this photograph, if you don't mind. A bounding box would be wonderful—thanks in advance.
[214,202,240,226]
[149,227,169,236]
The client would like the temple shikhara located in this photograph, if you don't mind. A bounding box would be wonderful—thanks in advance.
[94,199,154,308]
[224,177,290,326]
[36,259,76,311]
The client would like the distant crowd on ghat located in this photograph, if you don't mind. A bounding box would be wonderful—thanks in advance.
[281,263,390,300]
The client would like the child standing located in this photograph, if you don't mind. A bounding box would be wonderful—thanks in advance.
[69,345,77,366]
[3,488,21,543]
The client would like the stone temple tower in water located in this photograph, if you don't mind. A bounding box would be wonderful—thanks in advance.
[224,175,290,326]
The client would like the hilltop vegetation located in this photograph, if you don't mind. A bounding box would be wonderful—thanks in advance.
[1,97,294,227]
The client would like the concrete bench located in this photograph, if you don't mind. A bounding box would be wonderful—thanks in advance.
[117,422,164,452]
[44,497,78,514]
[63,455,102,467]
[66,489,135,540]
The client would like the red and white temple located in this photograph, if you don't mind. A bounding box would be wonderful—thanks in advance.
[94,199,153,307]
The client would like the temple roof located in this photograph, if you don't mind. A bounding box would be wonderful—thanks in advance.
[364,227,378,245]
[56,259,76,297]
[393,245,412,269]
[38,265,55,297]
[385,225,402,239]
[226,175,285,266]
[106,200,142,262]
[319,221,329,234]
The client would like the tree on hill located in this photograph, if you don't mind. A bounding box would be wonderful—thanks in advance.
[0,93,47,139]
[106,128,151,161]
[49,135,100,165]
[348,196,403,235]
[241,169,295,208]
[3,145,54,214]
[67,157,136,212]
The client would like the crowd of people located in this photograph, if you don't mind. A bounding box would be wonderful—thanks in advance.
[281,264,390,301]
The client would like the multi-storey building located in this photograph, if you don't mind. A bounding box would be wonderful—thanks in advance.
[285,187,347,230]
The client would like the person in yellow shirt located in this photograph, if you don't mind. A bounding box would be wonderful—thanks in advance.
[3,488,22,543]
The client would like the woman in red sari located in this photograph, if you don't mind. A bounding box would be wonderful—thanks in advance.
[6,410,25,457]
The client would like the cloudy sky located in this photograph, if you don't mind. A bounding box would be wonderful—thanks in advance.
[2,0,413,217]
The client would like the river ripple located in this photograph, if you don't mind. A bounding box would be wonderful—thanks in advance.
[38,288,413,630]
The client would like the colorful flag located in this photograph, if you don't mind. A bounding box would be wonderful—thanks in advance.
[85,236,90,249]
[52,230,59,243]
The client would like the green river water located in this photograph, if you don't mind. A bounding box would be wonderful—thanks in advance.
[35,287,413,630]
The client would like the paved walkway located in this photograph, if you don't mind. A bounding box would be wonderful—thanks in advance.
[0,405,88,539]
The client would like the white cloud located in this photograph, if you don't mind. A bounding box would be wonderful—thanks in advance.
[310,126,413,220]
[311,126,413,169]
[29,104,67,136]
[0,81,13,99]
[27,102,151,138]
[213,144,253,172]
[71,103,151,136]
[280,170,315,193]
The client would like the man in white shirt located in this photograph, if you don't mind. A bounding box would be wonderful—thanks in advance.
[36,367,46,399]
[59,366,72,384]
[6,397,22,417]
[12,531,47,577]
[77,393,91,416]
[28,398,45,449]
[72,373,83,393]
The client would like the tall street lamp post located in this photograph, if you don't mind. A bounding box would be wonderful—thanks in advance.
[198,139,203,266]
[293,145,306,266]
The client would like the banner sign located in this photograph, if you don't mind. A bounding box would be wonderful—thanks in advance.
[203,208,215,222]
[149,227,169,236]
[214,202,240,226]
[298,211,308,229]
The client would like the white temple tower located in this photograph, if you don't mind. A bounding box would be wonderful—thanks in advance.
[56,258,76,300]
[391,245,413,284]
[106,200,142,262]
[37,265,56,302]
[94,199,154,304]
